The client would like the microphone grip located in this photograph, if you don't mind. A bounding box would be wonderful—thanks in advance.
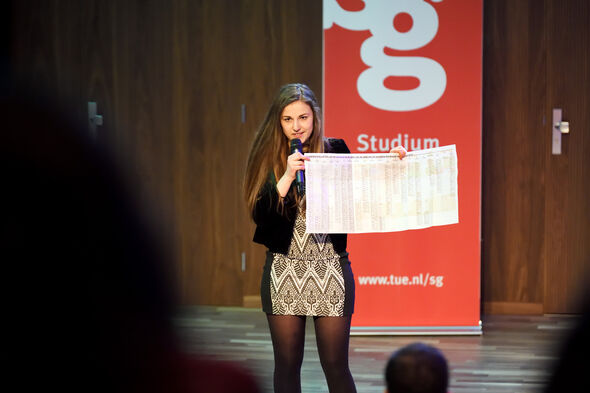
[295,170,305,195]
[289,138,305,196]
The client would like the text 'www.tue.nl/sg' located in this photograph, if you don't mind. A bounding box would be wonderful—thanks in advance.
[357,274,444,288]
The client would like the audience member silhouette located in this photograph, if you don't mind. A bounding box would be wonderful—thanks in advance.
[385,342,449,393]
[544,285,590,393]
[1,87,260,393]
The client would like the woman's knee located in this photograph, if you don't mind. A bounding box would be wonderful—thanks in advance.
[319,356,350,376]
[274,351,304,372]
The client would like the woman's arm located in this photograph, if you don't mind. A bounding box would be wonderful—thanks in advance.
[253,181,277,226]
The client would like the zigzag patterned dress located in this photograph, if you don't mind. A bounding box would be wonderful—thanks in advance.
[261,206,355,317]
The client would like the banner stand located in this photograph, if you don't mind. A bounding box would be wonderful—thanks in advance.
[351,323,482,336]
[323,0,483,335]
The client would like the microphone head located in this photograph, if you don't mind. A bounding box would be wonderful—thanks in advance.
[290,138,302,154]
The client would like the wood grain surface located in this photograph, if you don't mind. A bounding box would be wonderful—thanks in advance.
[482,0,590,313]
[543,0,590,313]
[177,306,578,393]
[9,0,590,312]
[10,0,322,306]
[482,0,547,308]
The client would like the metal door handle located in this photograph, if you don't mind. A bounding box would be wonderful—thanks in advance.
[552,108,569,155]
[88,102,103,139]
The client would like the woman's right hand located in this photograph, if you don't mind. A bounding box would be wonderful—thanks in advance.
[277,151,309,197]
[284,151,309,181]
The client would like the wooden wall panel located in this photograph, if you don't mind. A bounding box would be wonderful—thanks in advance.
[482,0,546,307]
[172,1,245,306]
[1,3,10,77]
[10,0,322,306]
[235,0,323,300]
[11,0,181,297]
[483,0,590,314]
[14,0,584,311]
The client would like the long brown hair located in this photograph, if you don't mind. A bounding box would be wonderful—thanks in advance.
[244,83,324,217]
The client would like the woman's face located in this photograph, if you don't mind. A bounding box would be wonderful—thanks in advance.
[280,100,314,144]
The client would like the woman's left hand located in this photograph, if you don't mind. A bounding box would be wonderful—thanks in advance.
[390,145,407,159]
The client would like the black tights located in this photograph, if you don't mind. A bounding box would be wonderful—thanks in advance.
[266,314,357,393]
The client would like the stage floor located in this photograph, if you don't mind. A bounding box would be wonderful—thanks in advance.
[175,306,577,393]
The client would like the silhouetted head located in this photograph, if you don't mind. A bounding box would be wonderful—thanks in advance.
[385,342,449,393]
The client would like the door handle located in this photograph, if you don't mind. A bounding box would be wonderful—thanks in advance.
[88,101,104,140]
[552,108,569,155]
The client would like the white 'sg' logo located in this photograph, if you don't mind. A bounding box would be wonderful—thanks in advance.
[324,0,446,111]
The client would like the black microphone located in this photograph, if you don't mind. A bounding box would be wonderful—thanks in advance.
[289,138,305,195]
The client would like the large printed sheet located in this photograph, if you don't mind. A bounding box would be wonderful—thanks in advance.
[305,145,458,233]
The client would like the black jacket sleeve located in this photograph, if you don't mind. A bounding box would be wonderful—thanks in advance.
[325,137,351,154]
[252,176,297,254]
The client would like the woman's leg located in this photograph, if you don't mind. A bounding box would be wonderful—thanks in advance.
[313,315,357,393]
[266,314,307,393]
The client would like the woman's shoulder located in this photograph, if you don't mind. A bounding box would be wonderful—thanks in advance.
[324,137,351,153]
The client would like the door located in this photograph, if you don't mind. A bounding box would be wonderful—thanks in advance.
[544,0,590,313]
[482,0,589,314]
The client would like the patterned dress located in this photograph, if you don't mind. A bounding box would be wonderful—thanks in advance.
[261,206,354,317]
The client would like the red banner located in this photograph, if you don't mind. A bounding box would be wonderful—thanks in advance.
[323,0,482,334]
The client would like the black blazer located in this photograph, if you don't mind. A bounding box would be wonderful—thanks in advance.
[252,138,350,254]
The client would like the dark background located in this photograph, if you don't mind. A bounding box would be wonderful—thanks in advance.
[4,0,589,314]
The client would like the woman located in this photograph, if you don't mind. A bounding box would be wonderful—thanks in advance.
[244,83,406,393]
